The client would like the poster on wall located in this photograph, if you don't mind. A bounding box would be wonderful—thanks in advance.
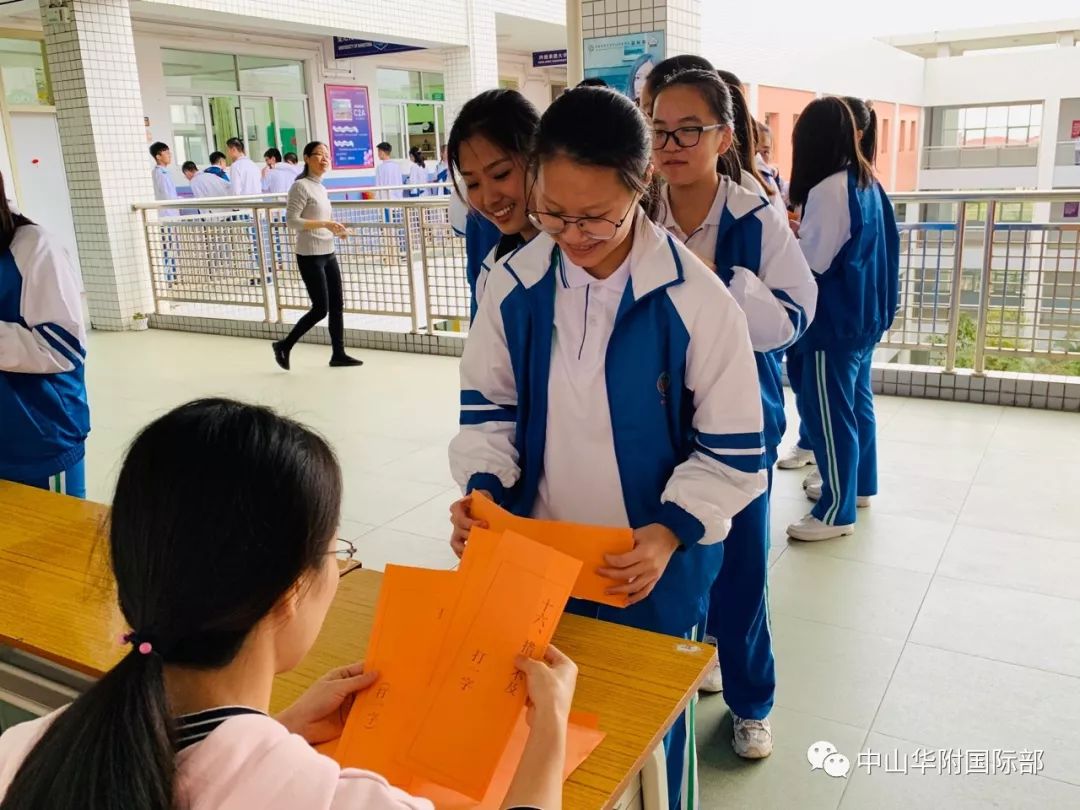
[324,85,374,170]
[583,31,665,107]
[1071,120,1080,139]
[1064,202,1079,219]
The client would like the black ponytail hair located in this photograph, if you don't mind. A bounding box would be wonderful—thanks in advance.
[842,96,878,165]
[644,54,716,110]
[0,173,33,253]
[409,147,426,169]
[446,88,539,198]
[716,69,773,197]
[0,398,341,810]
[788,96,875,208]
[650,67,742,182]
[297,140,325,180]
[533,86,655,215]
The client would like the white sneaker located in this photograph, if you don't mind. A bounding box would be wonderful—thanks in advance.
[778,445,815,469]
[787,514,855,542]
[805,482,871,508]
[802,469,822,489]
[732,715,773,759]
[699,636,723,693]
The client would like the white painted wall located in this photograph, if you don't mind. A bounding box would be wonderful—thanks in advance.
[921,46,1080,107]
[918,166,1039,191]
[497,52,560,113]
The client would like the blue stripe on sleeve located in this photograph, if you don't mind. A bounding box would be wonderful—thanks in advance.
[461,390,495,407]
[695,431,764,450]
[42,322,86,358]
[695,443,767,473]
[459,406,517,426]
[34,325,81,368]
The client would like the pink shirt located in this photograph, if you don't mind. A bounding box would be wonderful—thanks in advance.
[0,711,432,810]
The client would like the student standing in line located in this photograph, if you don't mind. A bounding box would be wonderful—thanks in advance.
[375,142,404,200]
[189,152,230,199]
[432,143,451,195]
[226,138,262,197]
[150,141,179,215]
[650,68,817,758]
[0,174,88,499]
[785,97,899,542]
[448,86,766,810]
[272,142,362,371]
[754,120,788,203]
[447,89,540,317]
[0,398,577,810]
[405,147,429,197]
[181,161,199,184]
[262,148,297,194]
[283,152,302,176]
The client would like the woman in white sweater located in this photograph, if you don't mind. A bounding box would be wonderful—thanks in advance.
[272,141,362,370]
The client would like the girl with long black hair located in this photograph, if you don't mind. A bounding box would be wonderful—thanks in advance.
[784,97,899,542]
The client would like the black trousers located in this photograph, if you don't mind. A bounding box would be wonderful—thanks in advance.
[282,253,345,354]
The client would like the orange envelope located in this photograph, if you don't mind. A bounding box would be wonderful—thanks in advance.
[403,530,582,800]
[334,566,462,784]
[469,491,634,608]
[411,710,606,809]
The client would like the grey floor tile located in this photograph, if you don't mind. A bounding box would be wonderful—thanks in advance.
[697,702,864,810]
[870,472,971,523]
[874,645,1080,785]
[959,483,1080,543]
[340,471,451,527]
[769,549,931,640]
[911,577,1080,677]
[973,449,1080,497]
[937,525,1080,601]
[876,438,986,483]
[778,510,953,575]
[385,487,461,540]
[840,731,1080,809]
[352,526,459,572]
[771,614,904,728]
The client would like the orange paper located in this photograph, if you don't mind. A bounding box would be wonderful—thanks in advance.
[470,491,634,608]
[411,710,606,809]
[403,529,582,800]
[335,566,462,784]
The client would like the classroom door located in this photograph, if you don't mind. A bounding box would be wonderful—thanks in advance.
[405,102,440,163]
[241,97,275,159]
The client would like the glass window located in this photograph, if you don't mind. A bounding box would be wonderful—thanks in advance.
[378,68,421,101]
[275,98,309,156]
[986,127,1007,144]
[987,106,1008,128]
[1008,104,1030,127]
[1007,126,1029,145]
[241,97,275,156]
[963,128,985,146]
[421,72,445,101]
[380,103,404,157]
[0,38,51,106]
[163,49,238,93]
[966,107,986,128]
[238,56,305,95]
[1029,125,1041,144]
[169,95,209,166]
[1029,104,1042,125]
[941,108,960,130]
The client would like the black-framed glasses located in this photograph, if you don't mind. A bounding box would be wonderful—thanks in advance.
[652,124,725,150]
[526,195,639,241]
[331,538,363,579]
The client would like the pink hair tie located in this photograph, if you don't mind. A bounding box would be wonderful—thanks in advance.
[120,631,154,656]
[137,642,153,656]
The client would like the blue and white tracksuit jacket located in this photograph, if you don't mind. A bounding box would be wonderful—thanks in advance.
[448,214,767,638]
[0,225,89,482]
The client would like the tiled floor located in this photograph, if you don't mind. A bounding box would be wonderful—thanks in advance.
[82,330,1080,809]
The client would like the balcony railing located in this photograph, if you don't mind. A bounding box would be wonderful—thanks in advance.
[1055,139,1080,167]
[134,187,1080,376]
[921,143,1039,170]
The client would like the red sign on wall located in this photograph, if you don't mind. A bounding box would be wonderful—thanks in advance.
[1071,120,1080,139]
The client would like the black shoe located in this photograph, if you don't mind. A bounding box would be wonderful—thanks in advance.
[329,354,363,368]
[272,341,290,370]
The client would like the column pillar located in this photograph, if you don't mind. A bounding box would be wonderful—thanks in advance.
[578,0,702,85]
[443,0,499,125]
[40,0,153,331]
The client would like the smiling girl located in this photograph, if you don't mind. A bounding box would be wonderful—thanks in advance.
[448,86,767,810]
[447,89,540,312]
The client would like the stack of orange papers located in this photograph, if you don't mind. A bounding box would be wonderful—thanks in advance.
[468,491,635,608]
[332,528,607,807]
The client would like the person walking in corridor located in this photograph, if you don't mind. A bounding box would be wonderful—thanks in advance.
[272,141,362,370]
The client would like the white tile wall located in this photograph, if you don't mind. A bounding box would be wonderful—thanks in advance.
[40,0,154,331]
[581,0,701,57]
[443,1,500,123]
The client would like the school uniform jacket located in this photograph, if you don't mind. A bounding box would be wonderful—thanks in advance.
[0,224,89,482]
[449,214,767,636]
[661,176,817,460]
[796,168,900,352]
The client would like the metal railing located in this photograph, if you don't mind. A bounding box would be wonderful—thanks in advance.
[134,183,469,336]
[921,143,1039,170]
[1055,140,1080,168]
[886,190,1080,374]
[135,187,1080,375]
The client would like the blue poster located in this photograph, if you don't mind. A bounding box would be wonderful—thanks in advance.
[583,31,665,107]
[333,38,423,60]
[324,85,374,170]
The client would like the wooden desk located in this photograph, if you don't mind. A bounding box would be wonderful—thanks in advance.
[0,482,713,809]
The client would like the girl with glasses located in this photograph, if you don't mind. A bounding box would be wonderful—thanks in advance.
[649,67,819,761]
[0,399,577,810]
[784,97,899,543]
[447,89,541,318]
[448,86,766,810]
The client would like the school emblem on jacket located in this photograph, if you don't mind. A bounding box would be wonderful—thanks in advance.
[657,371,671,406]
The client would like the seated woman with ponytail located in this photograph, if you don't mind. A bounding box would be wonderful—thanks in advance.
[0,398,576,810]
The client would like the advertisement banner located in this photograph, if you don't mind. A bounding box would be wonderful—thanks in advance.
[324,85,374,170]
[583,31,665,106]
